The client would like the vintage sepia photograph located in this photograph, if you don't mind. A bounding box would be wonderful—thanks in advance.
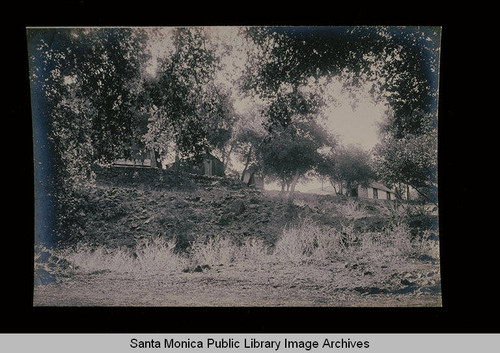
[29,26,441,307]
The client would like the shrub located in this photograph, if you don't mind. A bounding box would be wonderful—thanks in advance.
[274,217,438,265]
[336,199,367,220]
[274,218,351,262]
[187,235,272,267]
[53,236,186,276]
[188,235,236,266]
[133,236,188,273]
[381,202,438,234]
[235,237,272,264]
[358,224,439,264]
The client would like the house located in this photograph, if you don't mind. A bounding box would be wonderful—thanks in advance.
[113,145,157,168]
[357,182,396,200]
[180,153,225,177]
[242,168,264,189]
[201,154,225,177]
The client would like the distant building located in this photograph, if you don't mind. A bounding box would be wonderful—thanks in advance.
[114,145,157,168]
[180,153,225,177]
[242,168,264,190]
[201,154,225,177]
[357,182,396,200]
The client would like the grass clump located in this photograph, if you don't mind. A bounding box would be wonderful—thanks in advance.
[188,235,271,268]
[53,236,187,277]
[273,216,438,265]
[274,219,342,262]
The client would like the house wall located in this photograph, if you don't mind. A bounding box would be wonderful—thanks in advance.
[375,189,397,200]
[254,177,264,190]
[179,155,225,177]
[203,159,213,176]
[243,171,264,189]
[211,157,225,177]
[357,186,396,200]
[114,152,153,167]
[357,185,369,198]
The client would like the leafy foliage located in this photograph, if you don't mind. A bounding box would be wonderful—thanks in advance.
[257,120,332,190]
[374,128,438,202]
[28,28,150,188]
[319,145,376,195]
[145,28,236,163]
[241,28,336,196]
[240,26,439,200]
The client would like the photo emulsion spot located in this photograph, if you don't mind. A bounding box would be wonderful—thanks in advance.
[29,26,441,307]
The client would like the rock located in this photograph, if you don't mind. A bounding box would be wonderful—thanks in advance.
[218,213,233,225]
[231,200,246,215]
[185,196,201,202]
[192,264,211,273]
[34,268,56,285]
[353,286,388,295]
[249,197,261,204]
[417,254,435,262]
[174,200,188,208]
[38,251,51,263]
[401,279,413,286]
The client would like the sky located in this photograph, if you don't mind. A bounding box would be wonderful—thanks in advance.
[321,77,388,152]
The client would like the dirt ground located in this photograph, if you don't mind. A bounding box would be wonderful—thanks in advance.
[33,257,441,307]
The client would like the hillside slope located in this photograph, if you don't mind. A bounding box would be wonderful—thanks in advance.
[60,166,396,251]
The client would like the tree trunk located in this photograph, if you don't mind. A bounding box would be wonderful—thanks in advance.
[223,144,234,173]
[330,179,338,195]
[240,146,252,181]
[287,170,300,203]
[395,182,403,199]
[150,150,159,168]
[346,181,352,196]
[412,185,439,207]
[277,179,285,201]
[174,150,180,173]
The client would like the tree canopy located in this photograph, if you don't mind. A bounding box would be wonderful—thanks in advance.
[142,28,236,164]
[28,26,440,202]
[318,145,375,196]
[28,28,150,187]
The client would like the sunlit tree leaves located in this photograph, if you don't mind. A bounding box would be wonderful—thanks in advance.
[147,28,236,164]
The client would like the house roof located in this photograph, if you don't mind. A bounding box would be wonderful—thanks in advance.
[369,182,395,193]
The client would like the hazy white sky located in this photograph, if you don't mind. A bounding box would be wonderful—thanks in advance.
[321,78,388,151]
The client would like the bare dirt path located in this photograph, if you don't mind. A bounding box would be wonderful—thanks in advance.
[34,259,441,307]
